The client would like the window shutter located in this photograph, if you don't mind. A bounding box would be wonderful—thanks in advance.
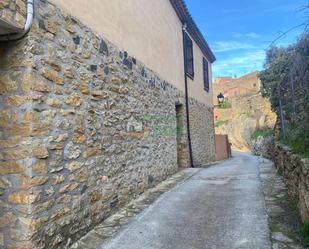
[203,58,209,92]
[184,33,194,79]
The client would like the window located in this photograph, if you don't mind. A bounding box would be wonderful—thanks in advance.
[184,32,194,79]
[203,58,210,92]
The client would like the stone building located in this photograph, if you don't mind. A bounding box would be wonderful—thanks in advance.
[0,0,216,248]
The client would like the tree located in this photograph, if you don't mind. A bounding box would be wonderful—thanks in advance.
[259,46,290,110]
[259,33,309,156]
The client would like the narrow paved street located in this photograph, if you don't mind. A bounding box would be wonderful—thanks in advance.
[100,153,271,249]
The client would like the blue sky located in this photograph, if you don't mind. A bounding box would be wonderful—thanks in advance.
[186,0,308,79]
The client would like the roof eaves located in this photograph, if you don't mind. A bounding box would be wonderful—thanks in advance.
[170,0,216,63]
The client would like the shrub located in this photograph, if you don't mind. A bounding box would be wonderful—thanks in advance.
[218,101,232,109]
[251,129,273,140]
[280,135,309,158]
[215,120,228,128]
[300,222,309,247]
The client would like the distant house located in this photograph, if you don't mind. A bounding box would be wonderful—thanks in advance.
[0,0,216,248]
[214,77,234,85]
[213,71,261,103]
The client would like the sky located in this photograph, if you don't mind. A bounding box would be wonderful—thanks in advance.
[186,0,308,79]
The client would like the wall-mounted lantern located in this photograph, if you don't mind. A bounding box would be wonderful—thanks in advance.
[217,92,225,103]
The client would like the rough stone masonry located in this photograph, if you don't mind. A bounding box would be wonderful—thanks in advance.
[0,0,27,30]
[273,142,309,223]
[0,1,216,248]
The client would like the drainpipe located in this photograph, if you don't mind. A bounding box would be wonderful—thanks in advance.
[182,23,194,168]
[0,0,34,41]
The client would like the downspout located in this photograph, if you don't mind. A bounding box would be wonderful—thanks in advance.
[182,23,194,168]
[0,0,34,41]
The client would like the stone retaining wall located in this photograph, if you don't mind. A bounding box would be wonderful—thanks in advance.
[251,135,274,159]
[273,143,309,223]
[0,0,27,29]
[0,1,215,248]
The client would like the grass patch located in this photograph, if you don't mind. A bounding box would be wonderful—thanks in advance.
[251,129,273,140]
[277,196,299,215]
[215,120,228,128]
[280,137,309,158]
[217,101,232,109]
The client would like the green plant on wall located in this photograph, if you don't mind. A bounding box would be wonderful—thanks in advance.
[280,130,309,158]
[218,101,232,109]
[251,129,273,140]
[215,120,228,128]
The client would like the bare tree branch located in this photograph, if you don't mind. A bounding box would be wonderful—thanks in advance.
[268,23,306,48]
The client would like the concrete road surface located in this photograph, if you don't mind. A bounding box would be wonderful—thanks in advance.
[100,152,271,249]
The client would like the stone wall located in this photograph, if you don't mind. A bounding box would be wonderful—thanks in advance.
[0,0,27,29]
[250,135,274,159]
[273,143,309,223]
[0,1,215,248]
[189,99,216,166]
[0,29,39,249]
[176,104,190,168]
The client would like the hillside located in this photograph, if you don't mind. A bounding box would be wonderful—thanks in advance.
[214,72,277,151]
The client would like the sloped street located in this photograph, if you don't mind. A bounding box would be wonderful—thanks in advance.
[100,153,271,249]
[71,152,304,249]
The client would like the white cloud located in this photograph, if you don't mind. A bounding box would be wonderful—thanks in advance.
[212,50,266,77]
[232,32,261,39]
[212,41,257,52]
